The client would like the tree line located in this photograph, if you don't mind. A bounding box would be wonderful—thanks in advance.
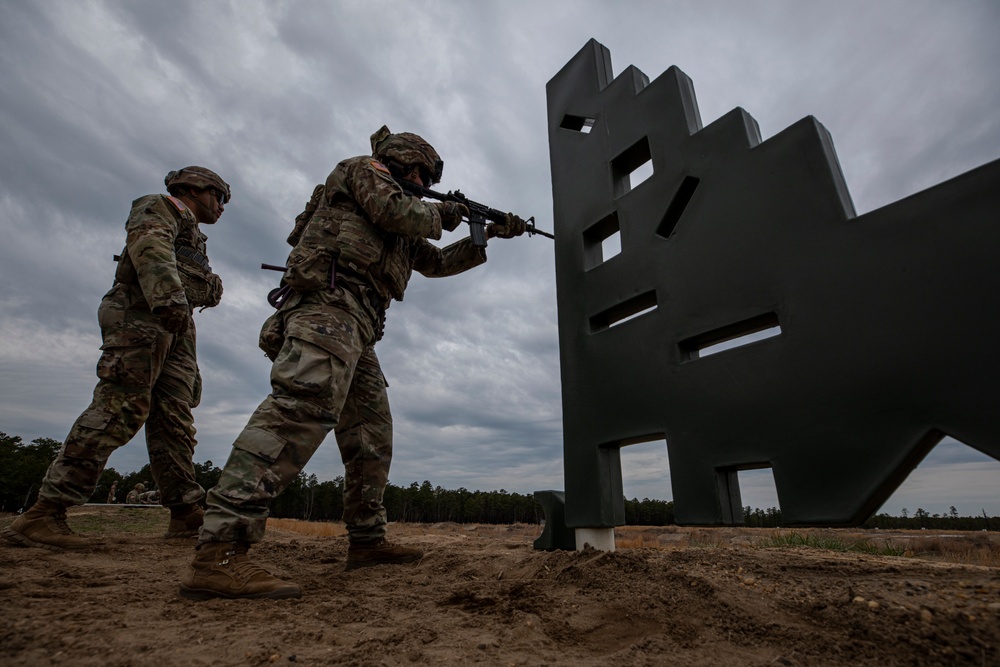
[740,505,999,531]
[0,432,224,511]
[2,431,997,530]
[0,432,548,524]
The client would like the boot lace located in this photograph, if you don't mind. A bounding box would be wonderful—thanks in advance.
[50,510,76,535]
[218,550,276,583]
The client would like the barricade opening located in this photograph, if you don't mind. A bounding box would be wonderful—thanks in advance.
[612,136,654,196]
[736,467,780,518]
[879,436,1000,518]
[583,212,621,268]
[619,437,673,520]
[679,312,782,362]
[657,176,700,239]
[560,114,595,134]
[590,291,658,332]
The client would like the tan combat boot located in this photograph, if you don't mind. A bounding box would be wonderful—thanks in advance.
[1,499,99,551]
[179,541,302,600]
[164,503,204,539]
[345,538,424,571]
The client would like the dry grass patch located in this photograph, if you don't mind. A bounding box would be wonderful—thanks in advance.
[615,525,1000,568]
[269,517,346,537]
[267,519,542,541]
[262,519,1000,568]
[902,533,1000,567]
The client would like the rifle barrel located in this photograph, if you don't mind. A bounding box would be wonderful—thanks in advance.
[527,223,555,239]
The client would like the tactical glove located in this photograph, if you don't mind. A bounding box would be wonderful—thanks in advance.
[437,201,468,233]
[156,304,190,334]
[488,213,527,239]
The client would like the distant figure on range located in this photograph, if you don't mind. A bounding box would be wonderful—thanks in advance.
[138,489,161,505]
[106,480,118,504]
[126,483,146,505]
[126,483,160,505]
[2,167,230,551]
[180,127,526,600]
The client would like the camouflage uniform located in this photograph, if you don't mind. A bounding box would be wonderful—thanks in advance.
[38,191,224,511]
[201,132,486,547]
[138,490,160,504]
[125,484,144,504]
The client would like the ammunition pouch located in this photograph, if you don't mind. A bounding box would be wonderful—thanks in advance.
[375,234,413,302]
[176,247,222,309]
[287,183,326,247]
[258,310,286,361]
[334,215,386,275]
[284,245,335,292]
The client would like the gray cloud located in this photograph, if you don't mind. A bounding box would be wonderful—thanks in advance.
[1,0,997,516]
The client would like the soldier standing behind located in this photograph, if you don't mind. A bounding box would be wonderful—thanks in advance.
[179,127,525,600]
[2,167,230,550]
[106,480,118,504]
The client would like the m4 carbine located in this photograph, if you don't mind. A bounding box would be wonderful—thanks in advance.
[393,177,553,248]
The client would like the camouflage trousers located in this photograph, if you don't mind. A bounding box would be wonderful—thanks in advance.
[39,284,205,508]
[201,285,392,545]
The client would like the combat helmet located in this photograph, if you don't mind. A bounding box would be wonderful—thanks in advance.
[370,125,443,185]
[165,166,231,203]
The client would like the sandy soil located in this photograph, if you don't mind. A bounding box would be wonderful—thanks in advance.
[2,506,999,667]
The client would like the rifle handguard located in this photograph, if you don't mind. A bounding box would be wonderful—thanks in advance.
[392,176,553,244]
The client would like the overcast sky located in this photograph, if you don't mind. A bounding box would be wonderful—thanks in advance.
[1,0,998,518]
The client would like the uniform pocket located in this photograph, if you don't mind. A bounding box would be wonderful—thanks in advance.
[96,343,154,389]
[222,427,289,501]
[76,410,113,431]
[284,306,362,367]
[232,426,287,463]
[274,336,338,398]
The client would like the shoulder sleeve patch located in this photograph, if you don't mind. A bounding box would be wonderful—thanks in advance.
[369,160,391,175]
[165,195,188,212]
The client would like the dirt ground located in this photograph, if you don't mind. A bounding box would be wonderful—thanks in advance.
[2,507,999,667]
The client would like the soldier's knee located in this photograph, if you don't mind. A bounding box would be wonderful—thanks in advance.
[212,428,293,503]
[65,408,141,458]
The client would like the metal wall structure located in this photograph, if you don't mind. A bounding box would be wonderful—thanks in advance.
[537,39,1000,548]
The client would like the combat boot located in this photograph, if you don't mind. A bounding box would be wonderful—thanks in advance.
[345,538,424,571]
[1,499,99,551]
[164,503,204,539]
[179,541,302,600]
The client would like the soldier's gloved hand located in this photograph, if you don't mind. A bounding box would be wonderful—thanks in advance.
[436,201,468,232]
[488,212,527,239]
[156,304,190,334]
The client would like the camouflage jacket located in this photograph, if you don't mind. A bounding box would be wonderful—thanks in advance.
[115,194,223,311]
[285,156,486,305]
